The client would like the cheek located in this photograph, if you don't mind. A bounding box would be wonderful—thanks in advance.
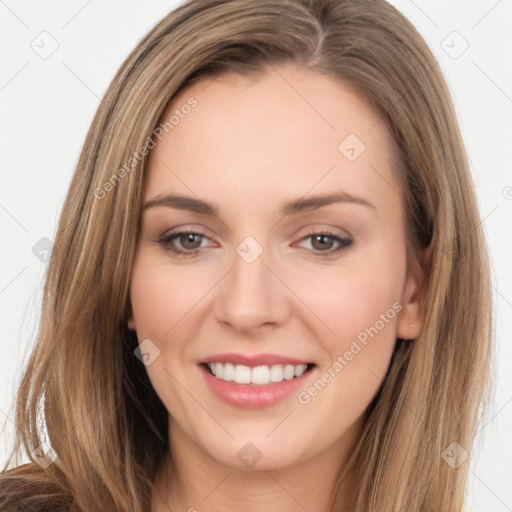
[128,256,204,412]
[129,255,211,339]
[294,260,403,344]
[292,259,402,406]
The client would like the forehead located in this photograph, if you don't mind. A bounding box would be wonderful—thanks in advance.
[144,65,400,217]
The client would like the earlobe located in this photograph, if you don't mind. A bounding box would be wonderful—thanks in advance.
[396,248,429,340]
[127,306,137,331]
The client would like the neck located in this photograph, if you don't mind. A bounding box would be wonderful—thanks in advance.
[152,417,362,512]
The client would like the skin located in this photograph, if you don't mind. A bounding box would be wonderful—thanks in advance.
[128,63,425,512]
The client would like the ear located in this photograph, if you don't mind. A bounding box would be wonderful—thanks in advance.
[128,316,136,330]
[396,247,430,340]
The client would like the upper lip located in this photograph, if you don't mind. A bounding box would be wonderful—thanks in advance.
[200,352,314,368]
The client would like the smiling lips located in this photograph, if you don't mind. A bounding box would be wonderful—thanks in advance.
[199,352,316,408]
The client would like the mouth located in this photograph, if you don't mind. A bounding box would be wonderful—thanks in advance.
[198,358,317,409]
[201,362,316,387]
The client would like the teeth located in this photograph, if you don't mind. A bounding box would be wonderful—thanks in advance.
[283,364,295,380]
[234,364,251,384]
[269,364,283,383]
[214,362,223,379]
[252,365,270,385]
[294,364,307,377]
[207,362,309,385]
[223,362,235,381]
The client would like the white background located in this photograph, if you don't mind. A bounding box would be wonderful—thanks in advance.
[0,1,511,510]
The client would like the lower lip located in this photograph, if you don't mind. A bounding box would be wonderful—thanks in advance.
[199,364,314,409]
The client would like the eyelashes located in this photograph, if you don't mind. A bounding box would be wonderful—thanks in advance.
[156,230,211,256]
[155,228,353,259]
[296,230,353,256]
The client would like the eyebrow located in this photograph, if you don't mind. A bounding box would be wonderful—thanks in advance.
[143,190,376,216]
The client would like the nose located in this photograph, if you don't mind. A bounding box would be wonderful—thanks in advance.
[213,239,290,335]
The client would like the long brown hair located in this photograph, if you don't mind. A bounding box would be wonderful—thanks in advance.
[1,0,493,510]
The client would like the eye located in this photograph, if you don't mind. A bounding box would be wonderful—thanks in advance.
[156,229,213,257]
[295,229,353,257]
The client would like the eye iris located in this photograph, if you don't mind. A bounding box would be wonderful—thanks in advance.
[180,233,202,250]
[311,234,334,251]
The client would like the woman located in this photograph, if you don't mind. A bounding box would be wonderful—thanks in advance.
[0,0,493,510]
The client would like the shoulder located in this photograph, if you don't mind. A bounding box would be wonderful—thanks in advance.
[0,463,71,511]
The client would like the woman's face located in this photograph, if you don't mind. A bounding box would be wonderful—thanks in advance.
[128,64,423,471]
